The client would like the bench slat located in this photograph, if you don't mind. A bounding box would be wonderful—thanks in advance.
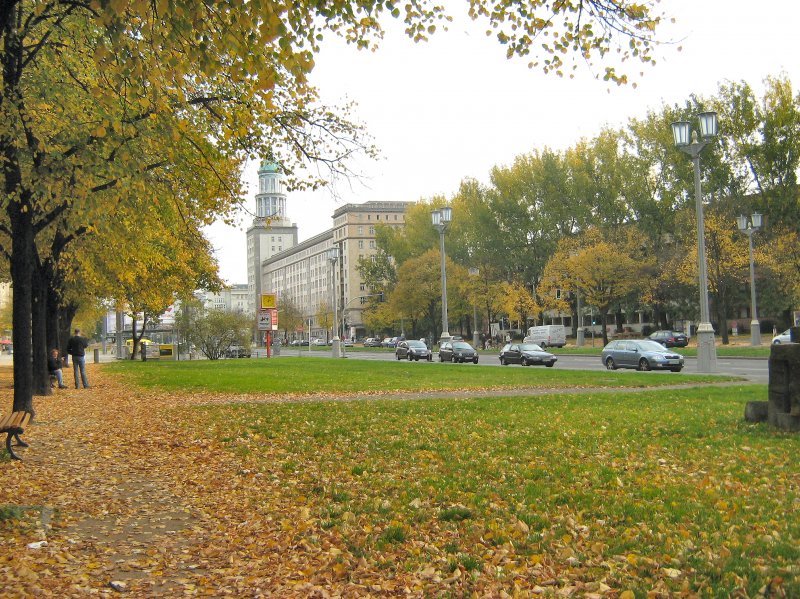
[0,411,31,433]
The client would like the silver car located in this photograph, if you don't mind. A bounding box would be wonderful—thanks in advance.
[601,339,684,372]
[772,329,793,344]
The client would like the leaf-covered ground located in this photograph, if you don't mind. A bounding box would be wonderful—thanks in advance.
[0,364,797,597]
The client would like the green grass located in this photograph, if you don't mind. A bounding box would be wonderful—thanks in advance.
[106,356,734,394]
[181,382,796,596]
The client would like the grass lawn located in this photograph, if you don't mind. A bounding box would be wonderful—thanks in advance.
[107,359,796,595]
[183,380,794,596]
[106,356,733,394]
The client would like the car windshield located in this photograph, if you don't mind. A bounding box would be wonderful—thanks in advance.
[519,343,544,352]
[452,342,472,350]
[407,341,426,348]
[635,340,673,352]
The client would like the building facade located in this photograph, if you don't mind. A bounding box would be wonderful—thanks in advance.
[200,284,249,313]
[245,161,298,315]
[262,200,412,340]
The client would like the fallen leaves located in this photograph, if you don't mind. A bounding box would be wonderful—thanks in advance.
[0,365,798,596]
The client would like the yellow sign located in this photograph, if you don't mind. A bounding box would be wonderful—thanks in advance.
[260,293,277,309]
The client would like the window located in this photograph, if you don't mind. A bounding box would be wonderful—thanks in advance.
[358,226,363,235]
[369,240,375,249]
[358,240,364,249]
[369,226,375,235]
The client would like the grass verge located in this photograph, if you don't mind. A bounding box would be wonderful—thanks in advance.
[106,357,734,395]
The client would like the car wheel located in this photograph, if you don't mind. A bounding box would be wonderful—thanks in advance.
[427,355,432,362]
[545,362,555,367]
[638,358,651,372]
[396,353,401,360]
[499,357,506,365]
[605,357,616,370]
[671,367,682,372]
[521,357,529,366]
[408,354,413,361]
[540,343,547,349]
[773,340,781,345]
[473,357,479,364]
[414,356,419,361]
[439,353,444,362]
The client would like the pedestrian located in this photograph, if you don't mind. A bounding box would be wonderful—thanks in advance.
[66,328,90,389]
[47,348,68,389]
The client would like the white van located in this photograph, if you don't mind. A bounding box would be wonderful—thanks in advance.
[524,325,566,348]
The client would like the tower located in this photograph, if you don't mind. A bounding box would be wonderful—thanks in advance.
[246,160,298,315]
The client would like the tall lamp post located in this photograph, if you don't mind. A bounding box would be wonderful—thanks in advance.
[431,206,452,343]
[327,246,341,357]
[736,212,763,346]
[671,111,719,373]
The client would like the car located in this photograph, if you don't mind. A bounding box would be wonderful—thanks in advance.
[225,346,251,358]
[382,337,399,348]
[395,340,433,361]
[439,341,479,363]
[772,329,794,344]
[311,338,327,346]
[648,330,689,348]
[363,337,382,347]
[601,339,684,372]
[499,343,557,367]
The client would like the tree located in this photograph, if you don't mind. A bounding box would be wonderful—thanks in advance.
[185,309,252,361]
[541,230,641,346]
[0,0,669,413]
[497,281,539,331]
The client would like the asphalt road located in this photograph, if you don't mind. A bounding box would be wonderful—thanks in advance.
[270,348,770,383]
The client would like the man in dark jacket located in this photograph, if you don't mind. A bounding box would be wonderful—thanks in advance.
[66,328,90,389]
[47,348,68,389]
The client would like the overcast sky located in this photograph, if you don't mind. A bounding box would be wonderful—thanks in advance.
[206,0,800,284]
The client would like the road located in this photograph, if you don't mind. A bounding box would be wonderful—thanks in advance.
[267,348,770,383]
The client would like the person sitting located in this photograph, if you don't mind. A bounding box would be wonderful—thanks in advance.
[48,348,68,389]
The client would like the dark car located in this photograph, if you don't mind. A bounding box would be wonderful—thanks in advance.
[395,340,432,361]
[648,330,688,348]
[439,341,479,363]
[601,339,684,372]
[499,343,557,367]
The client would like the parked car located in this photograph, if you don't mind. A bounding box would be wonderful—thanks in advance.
[772,329,794,344]
[363,337,382,347]
[601,339,684,372]
[311,338,327,346]
[439,341,479,363]
[225,346,251,358]
[395,340,433,361]
[498,343,557,367]
[648,330,689,348]
[382,337,399,348]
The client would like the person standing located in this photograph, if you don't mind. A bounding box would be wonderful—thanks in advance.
[48,348,68,389]
[66,328,90,389]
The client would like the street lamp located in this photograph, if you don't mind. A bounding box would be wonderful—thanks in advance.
[736,212,763,346]
[468,267,480,348]
[327,246,341,357]
[671,111,718,372]
[431,206,452,343]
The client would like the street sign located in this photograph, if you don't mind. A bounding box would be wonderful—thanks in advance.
[257,309,270,331]
[270,308,278,330]
[260,293,277,309]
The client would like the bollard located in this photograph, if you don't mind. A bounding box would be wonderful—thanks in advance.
[141,346,147,361]
[93,348,100,364]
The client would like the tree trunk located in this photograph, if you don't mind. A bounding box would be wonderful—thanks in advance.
[32,261,51,397]
[8,200,35,415]
[601,311,610,347]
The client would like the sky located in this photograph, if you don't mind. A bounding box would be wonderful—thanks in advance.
[206,0,800,284]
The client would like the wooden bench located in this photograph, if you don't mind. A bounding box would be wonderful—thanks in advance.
[1,411,31,460]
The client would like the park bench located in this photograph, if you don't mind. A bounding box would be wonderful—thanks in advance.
[1,411,31,460]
